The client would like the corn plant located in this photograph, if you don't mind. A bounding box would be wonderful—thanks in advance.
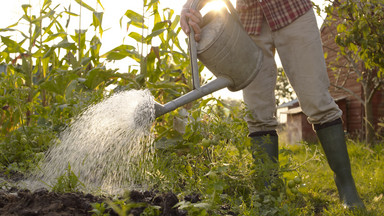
[0,0,205,172]
[102,0,203,141]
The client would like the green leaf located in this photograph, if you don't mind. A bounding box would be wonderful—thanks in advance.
[92,12,103,28]
[147,0,160,11]
[22,4,31,15]
[129,20,148,29]
[84,68,116,89]
[124,9,144,23]
[40,73,78,95]
[101,45,139,61]
[42,15,59,36]
[170,15,180,30]
[145,29,166,42]
[5,21,20,29]
[55,39,77,50]
[65,79,78,99]
[337,23,346,33]
[349,43,358,53]
[92,12,104,36]
[0,28,16,32]
[148,81,188,89]
[65,52,80,68]
[128,32,144,43]
[199,97,215,108]
[152,22,167,32]
[64,11,79,16]
[32,10,55,24]
[44,32,67,43]
[103,52,127,61]
[43,0,52,9]
[43,47,55,58]
[42,57,49,78]
[74,0,95,12]
[1,36,26,53]
[22,14,32,23]
[90,36,101,57]
[96,0,104,10]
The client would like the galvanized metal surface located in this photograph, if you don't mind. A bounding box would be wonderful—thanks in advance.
[154,0,263,118]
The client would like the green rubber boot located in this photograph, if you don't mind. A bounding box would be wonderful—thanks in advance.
[315,119,365,209]
[250,131,279,163]
[250,131,279,189]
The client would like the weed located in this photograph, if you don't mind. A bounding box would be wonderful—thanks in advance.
[51,163,85,193]
[90,202,109,216]
[106,199,154,216]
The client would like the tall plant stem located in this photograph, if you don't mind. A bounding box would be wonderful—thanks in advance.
[140,0,145,74]
[26,0,34,126]
[39,0,47,107]
[78,0,82,63]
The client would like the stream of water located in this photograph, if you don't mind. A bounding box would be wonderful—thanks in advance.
[29,89,155,194]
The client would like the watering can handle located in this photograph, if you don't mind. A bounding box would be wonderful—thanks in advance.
[188,0,200,89]
[188,0,241,90]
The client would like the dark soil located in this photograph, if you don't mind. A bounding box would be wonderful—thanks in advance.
[0,171,193,216]
[0,187,106,216]
[0,188,192,216]
[127,190,189,216]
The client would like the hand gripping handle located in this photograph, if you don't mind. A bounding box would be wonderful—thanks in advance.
[188,0,240,90]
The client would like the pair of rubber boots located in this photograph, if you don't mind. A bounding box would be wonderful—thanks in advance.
[250,118,365,209]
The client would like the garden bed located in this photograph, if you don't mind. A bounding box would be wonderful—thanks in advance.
[0,172,191,216]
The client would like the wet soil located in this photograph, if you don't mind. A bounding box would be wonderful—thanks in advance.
[0,187,106,216]
[0,171,193,216]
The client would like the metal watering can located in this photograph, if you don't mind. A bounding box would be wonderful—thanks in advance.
[154,0,263,118]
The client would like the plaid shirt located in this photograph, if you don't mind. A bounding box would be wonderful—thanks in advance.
[236,0,313,35]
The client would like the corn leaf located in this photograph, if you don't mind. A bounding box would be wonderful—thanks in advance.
[74,0,95,12]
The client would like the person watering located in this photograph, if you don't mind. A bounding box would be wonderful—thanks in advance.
[180,0,364,209]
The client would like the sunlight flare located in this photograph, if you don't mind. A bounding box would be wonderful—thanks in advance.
[201,0,227,15]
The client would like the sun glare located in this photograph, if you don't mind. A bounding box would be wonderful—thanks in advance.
[201,1,227,15]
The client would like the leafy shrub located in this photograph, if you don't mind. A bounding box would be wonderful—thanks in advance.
[51,163,85,193]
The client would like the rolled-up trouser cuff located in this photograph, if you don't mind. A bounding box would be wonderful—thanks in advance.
[249,130,278,137]
[314,118,343,131]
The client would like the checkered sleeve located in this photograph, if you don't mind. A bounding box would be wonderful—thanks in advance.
[236,0,313,35]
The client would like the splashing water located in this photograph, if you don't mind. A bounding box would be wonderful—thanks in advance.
[30,89,155,194]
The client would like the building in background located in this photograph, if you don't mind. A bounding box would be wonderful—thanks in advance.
[278,4,384,144]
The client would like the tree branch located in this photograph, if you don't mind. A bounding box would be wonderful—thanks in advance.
[330,83,365,104]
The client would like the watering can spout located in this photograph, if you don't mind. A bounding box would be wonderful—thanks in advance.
[154,77,233,118]
[154,102,167,119]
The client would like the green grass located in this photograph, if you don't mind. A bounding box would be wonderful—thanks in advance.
[280,140,384,215]
[144,133,384,215]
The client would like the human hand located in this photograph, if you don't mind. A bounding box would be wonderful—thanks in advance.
[180,7,203,41]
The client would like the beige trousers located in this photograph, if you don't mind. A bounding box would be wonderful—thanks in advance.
[243,9,342,134]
